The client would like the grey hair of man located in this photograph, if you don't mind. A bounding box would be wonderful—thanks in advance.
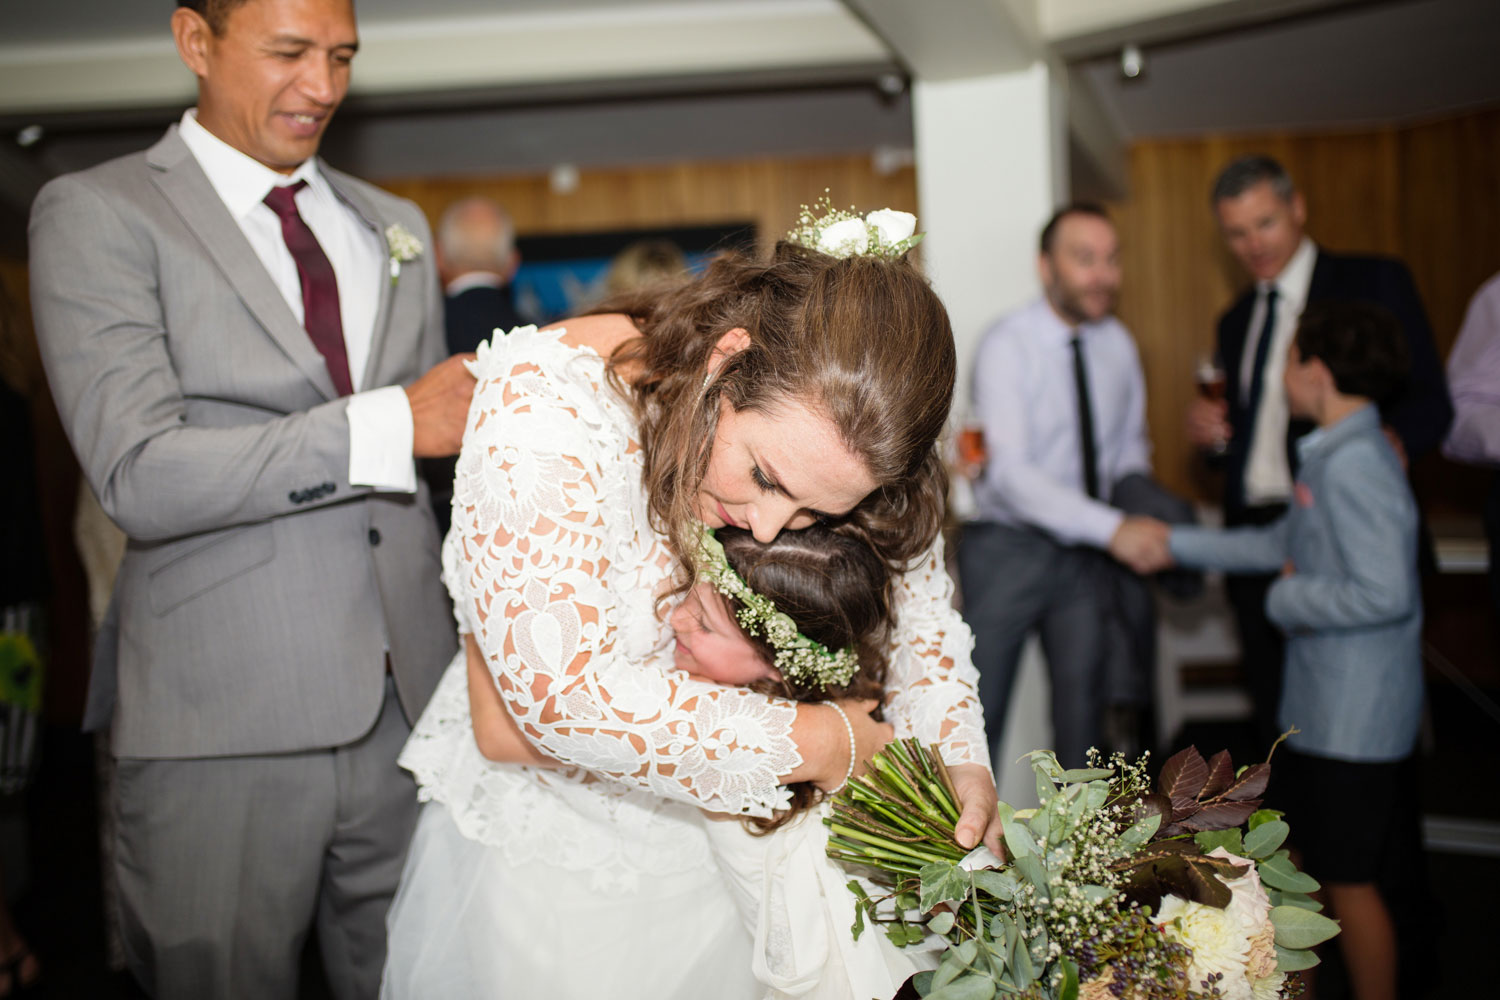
[437,196,517,278]
[1211,155,1297,205]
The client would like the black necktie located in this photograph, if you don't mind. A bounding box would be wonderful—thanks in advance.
[264,181,353,396]
[1242,287,1279,435]
[1070,333,1101,500]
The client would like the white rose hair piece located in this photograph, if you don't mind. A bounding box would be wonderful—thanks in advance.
[787,194,923,260]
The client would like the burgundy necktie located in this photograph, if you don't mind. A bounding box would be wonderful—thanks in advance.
[264,181,353,396]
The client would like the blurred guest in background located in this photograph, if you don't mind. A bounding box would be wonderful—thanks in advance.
[1443,271,1500,621]
[958,203,1166,768]
[603,238,688,297]
[436,195,527,356]
[27,0,468,995]
[1186,154,1452,749]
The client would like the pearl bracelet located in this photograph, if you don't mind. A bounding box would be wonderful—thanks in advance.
[822,701,857,796]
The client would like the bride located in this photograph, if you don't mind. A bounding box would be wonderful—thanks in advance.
[381,207,998,999]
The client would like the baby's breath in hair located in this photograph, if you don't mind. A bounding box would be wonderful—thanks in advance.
[693,525,858,690]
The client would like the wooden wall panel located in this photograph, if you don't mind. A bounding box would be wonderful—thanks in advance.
[1110,106,1500,514]
[379,154,919,253]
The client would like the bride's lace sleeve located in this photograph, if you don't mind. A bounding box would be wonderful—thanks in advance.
[883,535,991,771]
[449,339,800,817]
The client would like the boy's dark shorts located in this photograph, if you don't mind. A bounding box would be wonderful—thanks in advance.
[1270,746,1418,885]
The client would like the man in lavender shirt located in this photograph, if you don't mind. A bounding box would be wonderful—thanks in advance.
[957,204,1166,768]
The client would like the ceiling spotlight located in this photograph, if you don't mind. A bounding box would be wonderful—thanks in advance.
[1120,44,1144,80]
[16,124,43,148]
[876,73,906,98]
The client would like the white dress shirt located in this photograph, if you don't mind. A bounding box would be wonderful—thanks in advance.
[970,297,1153,548]
[1239,236,1317,505]
[178,110,416,492]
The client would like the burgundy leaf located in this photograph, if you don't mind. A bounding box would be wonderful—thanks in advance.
[1180,799,1260,832]
[1159,747,1209,813]
[1180,859,1233,908]
[1201,750,1235,799]
[1224,762,1270,802]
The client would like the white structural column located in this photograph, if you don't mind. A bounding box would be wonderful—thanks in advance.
[912,66,1066,808]
[912,63,1067,400]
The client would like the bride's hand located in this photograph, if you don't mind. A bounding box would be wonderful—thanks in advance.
[947,762,1002,854]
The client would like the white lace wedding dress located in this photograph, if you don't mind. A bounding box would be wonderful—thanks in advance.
[381,327,987,1000]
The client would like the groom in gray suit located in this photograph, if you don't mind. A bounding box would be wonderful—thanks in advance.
[29,1,466,996]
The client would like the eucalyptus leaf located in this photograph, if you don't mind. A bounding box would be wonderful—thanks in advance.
[1084,780,1109,815]
[1271,904,1341,949]
[1035,768,1057,805]
[1013,853,1052,900]
[1000,813,1040,859]
[1259,857,1321,894]
[971,869,1019,901]
[932,952,965,992]
[1059,957,1080,1000]
[1268,889,1322,912]
[1274,944,1321,972]
[1058,767,1114,782]
[911,970,935,996]
[929,911,956,935]
[955,940,980,966]
[1010,925,1036,983]
[1116,812,1161,854]
[924,976,997,1000]
[1244,820,1290,859]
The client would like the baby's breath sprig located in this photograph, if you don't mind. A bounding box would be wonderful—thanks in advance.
[693,525,858,691]
[786,193,923,260]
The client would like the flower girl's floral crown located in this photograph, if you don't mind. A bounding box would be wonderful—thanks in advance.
[786,195,923,259]
[692,525,860,691]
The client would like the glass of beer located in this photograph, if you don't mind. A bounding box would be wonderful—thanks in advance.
[1194,354,1229,455]
[955,422,986,479]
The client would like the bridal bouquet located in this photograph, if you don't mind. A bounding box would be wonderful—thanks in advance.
[826,740,1339,1000]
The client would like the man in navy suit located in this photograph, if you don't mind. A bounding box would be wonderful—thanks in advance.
[436,196,528,355]
[1186,154,1452,749]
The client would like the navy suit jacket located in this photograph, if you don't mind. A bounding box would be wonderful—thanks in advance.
[444,283,526,356]
[1217,249,1453,516]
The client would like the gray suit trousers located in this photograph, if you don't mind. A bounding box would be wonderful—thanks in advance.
[957,523,1108,769]
[114,678,416,1000]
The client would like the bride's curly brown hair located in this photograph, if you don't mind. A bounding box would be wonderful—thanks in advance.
[595,241,955,589]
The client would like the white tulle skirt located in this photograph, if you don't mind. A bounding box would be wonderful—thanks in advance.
[706,804,940,1000]
[381,800,758,1000]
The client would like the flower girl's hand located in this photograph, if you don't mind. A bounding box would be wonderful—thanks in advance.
[948,762,1002,855]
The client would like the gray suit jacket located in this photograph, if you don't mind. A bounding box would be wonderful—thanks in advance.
[1170,405,1422,761]
[29,126,458,758]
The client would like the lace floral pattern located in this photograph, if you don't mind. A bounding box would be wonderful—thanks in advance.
[401,325,989,882]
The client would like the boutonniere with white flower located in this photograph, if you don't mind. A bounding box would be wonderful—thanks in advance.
[787,194,922,259]
[385,223,423,285]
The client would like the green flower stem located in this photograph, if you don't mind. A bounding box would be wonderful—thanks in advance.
[852,799,936,839]
[926,780,962,823]
[827,824,954,865]
[871,759,953,828]
[828,808,931,845]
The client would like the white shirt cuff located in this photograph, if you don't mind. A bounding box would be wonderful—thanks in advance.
[346,385,417,492]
